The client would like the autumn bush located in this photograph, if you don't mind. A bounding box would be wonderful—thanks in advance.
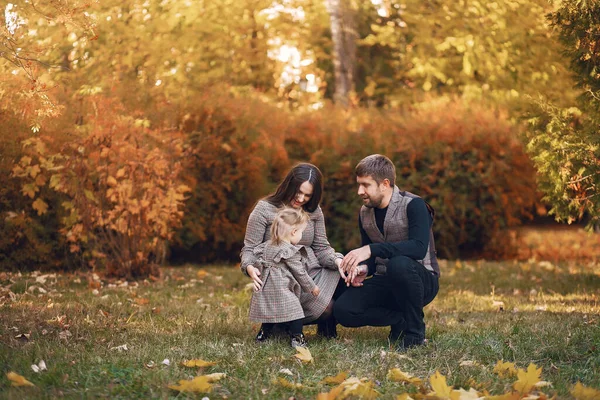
[0,112,71,271]
[294,100,539,258]
[172,89,292,262]
[12,95,189,278]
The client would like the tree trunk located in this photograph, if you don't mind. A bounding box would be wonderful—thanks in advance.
[326,0,357,106]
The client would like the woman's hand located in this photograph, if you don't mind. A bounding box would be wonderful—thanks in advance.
[246,265,263,291]
[311,286,321,297]
[346,264,368,287]
[335,258,347,280]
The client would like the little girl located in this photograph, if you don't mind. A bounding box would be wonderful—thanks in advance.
[249,207,320,348]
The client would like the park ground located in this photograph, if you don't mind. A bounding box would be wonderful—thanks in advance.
[1,227,599,399]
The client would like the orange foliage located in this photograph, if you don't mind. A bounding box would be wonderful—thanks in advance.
[12,96,189,278]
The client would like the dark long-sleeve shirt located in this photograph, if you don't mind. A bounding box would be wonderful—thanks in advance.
[359,198,433,276]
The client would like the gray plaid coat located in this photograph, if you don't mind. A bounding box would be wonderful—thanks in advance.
[248,242,316,323]
[241,200,343,321]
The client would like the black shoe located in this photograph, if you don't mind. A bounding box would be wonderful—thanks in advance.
[316,320,338,339]
[402,335,425,349]
[255,328,271,343]
[290,333,308,348]
[388,318,406,343]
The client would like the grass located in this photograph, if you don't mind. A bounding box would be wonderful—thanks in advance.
[1,256,599,399]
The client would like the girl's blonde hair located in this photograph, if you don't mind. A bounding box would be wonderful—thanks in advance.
[270,207,309,245]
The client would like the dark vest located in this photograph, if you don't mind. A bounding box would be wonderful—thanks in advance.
[359,186,440,275]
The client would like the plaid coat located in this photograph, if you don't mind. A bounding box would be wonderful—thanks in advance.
[248,242,316,323]
[241,200,343,321]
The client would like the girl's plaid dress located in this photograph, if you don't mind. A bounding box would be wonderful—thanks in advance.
[249,241,317,323]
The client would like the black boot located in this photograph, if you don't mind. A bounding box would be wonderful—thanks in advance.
[316,318,338,339]
[255,325,273,343]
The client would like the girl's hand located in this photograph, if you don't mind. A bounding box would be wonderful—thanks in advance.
[246,265,263,291]
[311,286,320,297]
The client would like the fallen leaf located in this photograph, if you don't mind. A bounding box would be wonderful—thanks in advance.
[145,361,156,368]
[459,360,480,367]
[110,344,128,352]
[321,371,349,385]
[493,360,518,378]
[387,368,423,385]
[293,346,313,363]
[134,297,149,305]
[168,375,213,393]
[430,371,453,398]
[30,360,47,373]
[181,359,216,368]
[204,373,226,382]
[396,394,415,400]
[273,377,303,389]
[7,371,35,387]
[451,388,482,399]
[197,270,209,279]
[279,368,293,376]
[571,381,600,400]
[513,363,542,394]
[161,359,170,366]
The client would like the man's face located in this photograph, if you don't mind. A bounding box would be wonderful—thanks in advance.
[357,175,387,208]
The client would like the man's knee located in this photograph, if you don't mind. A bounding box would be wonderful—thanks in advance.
[386,256,418,279]
[333,295,363,327]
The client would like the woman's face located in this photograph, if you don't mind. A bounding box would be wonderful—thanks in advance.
[290,181,313,209]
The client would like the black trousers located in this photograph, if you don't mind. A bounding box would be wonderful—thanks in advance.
[333,256,439,341]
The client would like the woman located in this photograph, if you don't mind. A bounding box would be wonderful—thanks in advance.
[240,163,345,341]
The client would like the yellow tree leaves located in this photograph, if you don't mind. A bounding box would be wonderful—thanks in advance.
[181,359,217,368]
[387,368,423,385]
[513,364,542,394]
[494,360,518,378]
[571,382,600,400]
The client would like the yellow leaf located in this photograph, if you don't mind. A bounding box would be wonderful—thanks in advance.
[317,384,344,400]
[484,393,521,400]
[430,371,453,398]
[204,373,226,382]
[571,382,600,400]
[451,388,481,400]
[387,368,423,385]
[493,360,518,378]
[396,394,415,400]
[293,346,313,363]
[181,359,216,368]
[116,168,126,178]
[197,270,209,279]
[513,363,542,394]
[273,377,303,389]
[321,371,348,385]
[342,379,379,400]
[22,183,38,199]
[32,198,49,216]
[7,371,35,387]
[168,375,212,393]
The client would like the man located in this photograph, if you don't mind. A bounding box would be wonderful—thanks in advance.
[333,154,440,349]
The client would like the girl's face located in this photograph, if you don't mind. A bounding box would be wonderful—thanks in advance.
[289,223,307,245]
[290,181,313,209]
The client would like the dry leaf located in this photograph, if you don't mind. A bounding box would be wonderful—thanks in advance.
[168,375,213,393]
[273,377,303,389]
[571,382,600,400]
[293,346,313,363]
[181,359,216,368]
[430,371,453,398]
[341,378,379,400]
[451,388,482,399]
[204,373,226,382]
[197,270,209,279]
[493,360,518,378]
[387,368,423,385]
[459,360,480,367]
[7,371,35,387]
[321,371,349,385]
[110,344,128,352]
[513,363,542,394]
[161,359,170,366]
[279,368,293,376]
[396,394,415,400]
[30,360,47,373]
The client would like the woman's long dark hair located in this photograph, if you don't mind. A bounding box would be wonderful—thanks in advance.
[265,163,323,212]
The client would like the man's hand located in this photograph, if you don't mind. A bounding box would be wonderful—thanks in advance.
[346,264,368,287]
[246,265,263,291]
[340,245,372,274]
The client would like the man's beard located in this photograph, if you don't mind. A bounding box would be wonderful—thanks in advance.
[364,194,384,208]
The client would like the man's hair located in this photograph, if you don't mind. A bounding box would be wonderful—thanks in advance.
[355,154,396,185]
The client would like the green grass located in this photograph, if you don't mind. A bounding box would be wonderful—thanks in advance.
[1,259,599,399]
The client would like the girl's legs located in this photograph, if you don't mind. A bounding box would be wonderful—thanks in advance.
[255,323,275,342]
[288,318,307,347]
[315,278,346,338]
